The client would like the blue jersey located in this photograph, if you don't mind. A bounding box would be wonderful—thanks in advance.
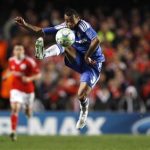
[43,20,105,88]
[42,20,105,62]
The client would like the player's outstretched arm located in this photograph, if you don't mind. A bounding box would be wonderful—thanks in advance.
[14,17,44,36]
[84,37,100,65]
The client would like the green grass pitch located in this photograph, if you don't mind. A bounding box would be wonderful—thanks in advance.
[1,135,150,150]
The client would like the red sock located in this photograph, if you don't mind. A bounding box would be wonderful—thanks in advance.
[11,114,18,132]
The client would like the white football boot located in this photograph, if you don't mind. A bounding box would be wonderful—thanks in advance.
[76,100,89,129]
[35,37,44,59]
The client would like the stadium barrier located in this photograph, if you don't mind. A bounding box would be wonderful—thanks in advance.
[0,111,150,135]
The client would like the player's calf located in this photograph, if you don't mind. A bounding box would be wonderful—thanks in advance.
[35,37,65,59]
[25,107,33,118]
[10,103,20,141]
[10,113,18,141]
[76,98,89,129]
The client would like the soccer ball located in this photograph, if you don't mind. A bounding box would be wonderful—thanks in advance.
[55,28,75,47]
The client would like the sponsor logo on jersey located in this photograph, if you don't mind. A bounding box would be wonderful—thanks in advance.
[20,64,27,70]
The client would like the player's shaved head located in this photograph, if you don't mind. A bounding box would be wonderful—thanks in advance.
[64,8,80,29]
[64,8,79,17]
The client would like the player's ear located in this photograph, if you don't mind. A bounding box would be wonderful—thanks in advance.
[73,15,79,21]
[75,15,80,21]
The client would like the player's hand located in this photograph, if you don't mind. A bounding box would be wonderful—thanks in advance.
[14,17,26,27]
[22,76,32,83]
[84,56,96,65]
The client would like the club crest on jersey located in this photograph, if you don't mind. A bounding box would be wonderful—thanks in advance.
[77,32,81,38]
[11,65,15,70]
[20,64,27,70]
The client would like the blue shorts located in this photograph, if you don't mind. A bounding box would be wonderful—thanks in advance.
[64,52,102,88]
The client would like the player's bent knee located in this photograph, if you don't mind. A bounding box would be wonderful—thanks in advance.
[11,104,20,114]
[11,108,19,114]
[25,106,33,118]
[77,93,87,101]
[26,110,32,118]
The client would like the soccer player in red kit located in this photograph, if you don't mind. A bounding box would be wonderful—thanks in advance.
[4,44,41,141]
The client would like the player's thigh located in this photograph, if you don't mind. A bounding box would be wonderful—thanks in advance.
[64,49,83,73]
[11,102,21,113]
[24,92,35,109]
[10,90,24,112]
[10,90,24,106]
[64,46,77,60]
[80,68,100,89]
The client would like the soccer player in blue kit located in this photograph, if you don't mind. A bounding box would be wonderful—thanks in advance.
[15,8,105,129]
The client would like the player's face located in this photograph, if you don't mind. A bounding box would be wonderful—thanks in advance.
[13,45,25,59]
[64,14,79,29]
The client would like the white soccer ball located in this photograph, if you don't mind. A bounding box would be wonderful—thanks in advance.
[55,28,75,47]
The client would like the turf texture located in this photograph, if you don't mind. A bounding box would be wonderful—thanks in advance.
[1,135,150,150]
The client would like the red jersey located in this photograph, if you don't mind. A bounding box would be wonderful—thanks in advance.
[9,56,40,93]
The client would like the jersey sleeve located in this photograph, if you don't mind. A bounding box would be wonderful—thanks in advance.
[85,27,97,40]
[79,20,97,41]
[27,58,40,74]
[42,22,66,35]
[42,27,57,35]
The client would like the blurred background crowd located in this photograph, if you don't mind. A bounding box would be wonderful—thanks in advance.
[0,0,150,112]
